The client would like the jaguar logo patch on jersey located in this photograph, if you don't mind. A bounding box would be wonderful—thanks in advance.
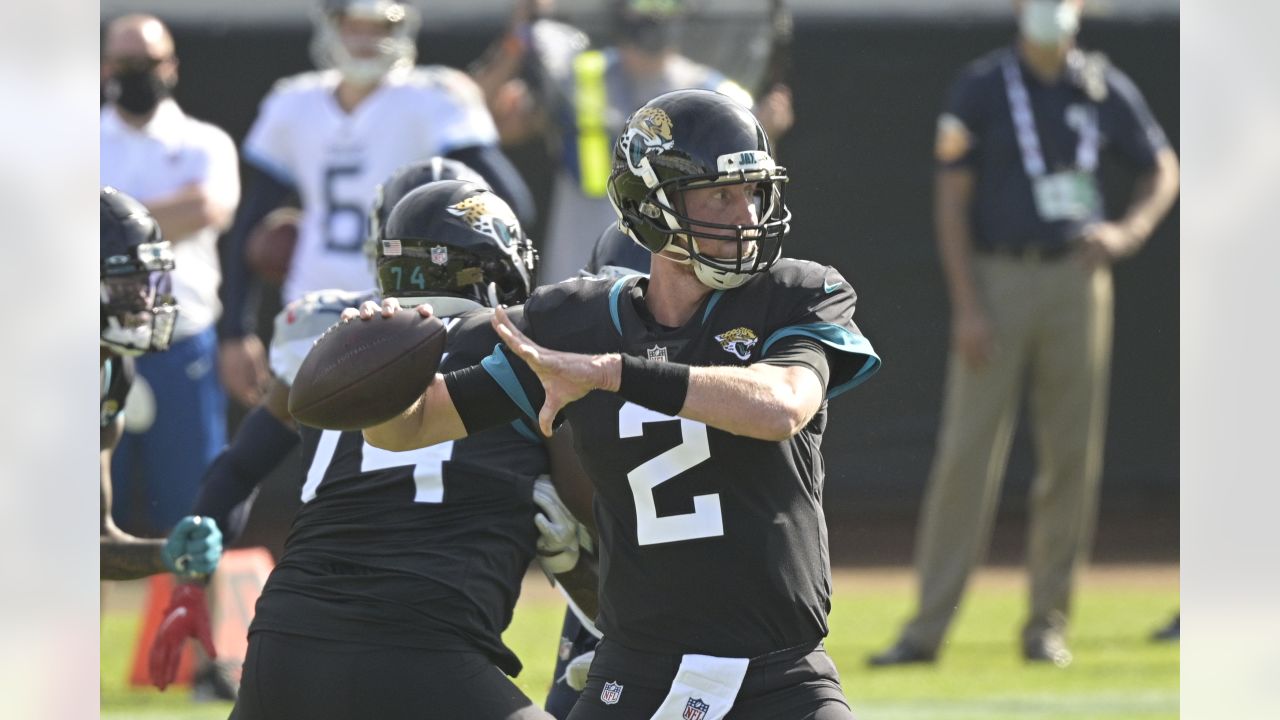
[624,107,675,172]
[683,698,711,720]
[447,193,519,248]
[601,681,624,705]
[715,327,758,361]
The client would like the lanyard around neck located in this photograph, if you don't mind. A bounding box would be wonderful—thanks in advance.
[1001,49,1099,179]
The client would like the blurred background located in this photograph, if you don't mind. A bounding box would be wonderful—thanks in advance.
[100,0,1179,567]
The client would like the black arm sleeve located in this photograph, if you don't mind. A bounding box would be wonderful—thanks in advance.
[444,144,538,229]
[444,362,528,434]
[757,336,832,395]
[190,405,299,543]
[217,162,296,340]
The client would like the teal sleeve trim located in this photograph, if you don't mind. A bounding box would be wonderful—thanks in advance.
[762,323,882,399]
[608,275,639,335]
[480,344,539,424]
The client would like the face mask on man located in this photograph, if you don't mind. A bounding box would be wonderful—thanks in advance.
[106,65,172,115]
[1020,0,1081,48]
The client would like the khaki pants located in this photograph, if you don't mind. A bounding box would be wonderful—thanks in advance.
[900,254,1114,652]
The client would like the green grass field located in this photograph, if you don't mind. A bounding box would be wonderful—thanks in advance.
[102,566,1178,719]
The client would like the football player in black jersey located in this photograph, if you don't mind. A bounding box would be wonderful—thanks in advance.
[204,172,587,719]
[352,89,881,720]
[101,188,224,686]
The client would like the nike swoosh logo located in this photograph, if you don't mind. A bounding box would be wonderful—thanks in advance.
[824,280,843,294]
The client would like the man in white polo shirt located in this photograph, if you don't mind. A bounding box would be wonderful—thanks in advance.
[101,14,261,537]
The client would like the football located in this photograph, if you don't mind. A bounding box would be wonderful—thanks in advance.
[288,310,447,431]
[246,207,300,286]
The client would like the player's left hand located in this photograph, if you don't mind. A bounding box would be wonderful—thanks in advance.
[148,583,216,691]
[491,305,616,436]
[1076,222,1138,267]
[162,516,222,579]
[533,477,580,575]
[219,335,269,407]
[565,649,595,691]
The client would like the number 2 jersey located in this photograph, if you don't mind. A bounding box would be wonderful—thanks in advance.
[242,67,499,303]
[481,259,881,658]
[250,289,547,676]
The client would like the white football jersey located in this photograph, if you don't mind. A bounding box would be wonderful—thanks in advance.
[269,288,377,385]
[243,66,498,302]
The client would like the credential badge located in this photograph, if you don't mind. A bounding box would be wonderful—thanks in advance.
[601,681,624,705]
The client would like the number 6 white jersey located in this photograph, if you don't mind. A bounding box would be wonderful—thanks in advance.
[243,66,499,302]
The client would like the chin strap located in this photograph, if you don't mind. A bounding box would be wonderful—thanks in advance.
[659,235,756,290]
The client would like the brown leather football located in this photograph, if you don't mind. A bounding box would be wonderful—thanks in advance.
[288,311,447,431]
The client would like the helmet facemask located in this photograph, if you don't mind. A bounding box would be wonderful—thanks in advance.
[610,142,790,290]
[310,1,419,85]
[100,241,178,356]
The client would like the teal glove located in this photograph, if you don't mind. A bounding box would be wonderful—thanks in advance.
[162,516,222,579]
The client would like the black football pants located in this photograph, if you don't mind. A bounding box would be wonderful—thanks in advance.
[566,639,856,720]
[229,630,553,720]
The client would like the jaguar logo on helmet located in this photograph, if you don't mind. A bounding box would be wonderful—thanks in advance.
[622,107,675,173]
[447,194,519,248]
[715,327,758,361]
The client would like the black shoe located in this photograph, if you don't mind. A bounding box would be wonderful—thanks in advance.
[868,640,937,667]
[1151,614,1179,642]
[1023,633,1073,667]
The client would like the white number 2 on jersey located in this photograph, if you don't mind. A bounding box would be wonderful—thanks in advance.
[618,402,723,546]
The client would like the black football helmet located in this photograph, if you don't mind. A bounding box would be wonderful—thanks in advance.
[606,88,790,290]
[376,180,535,309]
[101,187,178,355]
[364,157,488,272]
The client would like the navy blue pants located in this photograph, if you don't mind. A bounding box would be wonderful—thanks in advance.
[545,608,601,719]
[111,327,226,534]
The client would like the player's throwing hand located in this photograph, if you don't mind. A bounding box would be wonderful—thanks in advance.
[491,305,618,437]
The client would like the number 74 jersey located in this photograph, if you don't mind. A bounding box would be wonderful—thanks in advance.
[485,258,881,658]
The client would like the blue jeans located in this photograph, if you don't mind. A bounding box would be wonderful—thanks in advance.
[111,327,226,535]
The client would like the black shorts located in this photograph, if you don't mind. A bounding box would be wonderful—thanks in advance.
[229,630,552,720]
[567,639,855,720]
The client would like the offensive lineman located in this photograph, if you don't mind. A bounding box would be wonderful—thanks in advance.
[352,89,880,719]
[218,181,588,719]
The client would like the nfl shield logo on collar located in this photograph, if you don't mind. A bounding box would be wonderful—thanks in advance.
[646,345,668,362]
[683,697,710,720]
[601,681,624,705]
[431,245,449,266]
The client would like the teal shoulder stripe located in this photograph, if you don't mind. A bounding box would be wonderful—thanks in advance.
[762,322,882,399]
[608,275,640,335]
[701,290,725,325]
[480,344,539,424]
